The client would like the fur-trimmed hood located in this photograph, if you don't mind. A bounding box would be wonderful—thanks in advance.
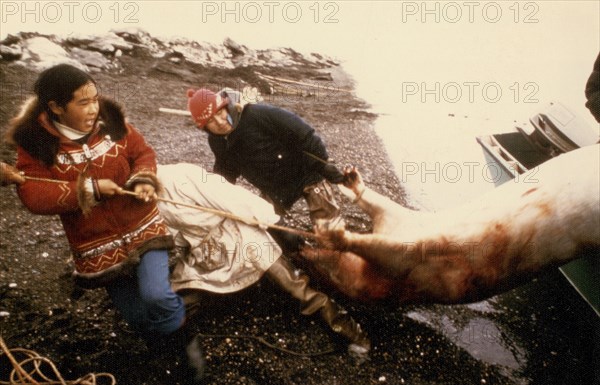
[6,96,129,166]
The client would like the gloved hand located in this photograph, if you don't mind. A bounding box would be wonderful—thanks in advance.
[320,163,345,184]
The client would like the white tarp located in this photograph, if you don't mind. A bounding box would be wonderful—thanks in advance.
[157,163,282,293]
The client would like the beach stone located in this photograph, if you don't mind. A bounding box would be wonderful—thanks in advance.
[88,33,134,53]
[224,37,246,56]
[0,34,21,46]
[20,36,85,71]
[69,47,113,70]
[0,44,22,60]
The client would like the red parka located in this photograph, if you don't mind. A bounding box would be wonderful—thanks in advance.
[8,97,173,287]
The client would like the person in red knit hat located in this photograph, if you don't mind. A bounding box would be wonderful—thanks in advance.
[186,87,345,227]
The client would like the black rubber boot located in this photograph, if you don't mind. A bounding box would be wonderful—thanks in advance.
[182,332,206,384]
[144,326,206,384]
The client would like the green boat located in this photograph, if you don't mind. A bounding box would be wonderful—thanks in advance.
[477,101,599,317]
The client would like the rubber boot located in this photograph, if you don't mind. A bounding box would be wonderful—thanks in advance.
[266,256,371,356]
[183,332,206,384]
[144,324,206,384]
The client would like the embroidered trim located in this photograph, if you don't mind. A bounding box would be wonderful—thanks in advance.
[56,137,115,165]
[74,215,163,259]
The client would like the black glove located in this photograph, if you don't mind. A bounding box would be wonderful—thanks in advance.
[320,163,345,184]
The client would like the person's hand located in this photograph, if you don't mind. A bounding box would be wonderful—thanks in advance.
[133,183,156,202]
[320,163,345,184]
[0,162,26,186]
[342,166,365,197]
[96,179,123,198]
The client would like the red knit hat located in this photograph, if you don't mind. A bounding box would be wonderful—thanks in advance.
[186,88,229,128]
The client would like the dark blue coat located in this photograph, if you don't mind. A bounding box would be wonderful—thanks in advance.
[208,103,328,209]
[585,52,600,123]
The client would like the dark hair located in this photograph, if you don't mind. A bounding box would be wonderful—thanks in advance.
[34,64,96,119]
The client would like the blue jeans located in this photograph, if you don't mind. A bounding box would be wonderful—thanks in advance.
[106,249,185,335]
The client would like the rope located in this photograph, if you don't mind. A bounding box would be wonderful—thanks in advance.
[118,190,318,239]
[302,151,331,165]
[195,333,337,357]
[0,336,116,385]
[14,171,317,240]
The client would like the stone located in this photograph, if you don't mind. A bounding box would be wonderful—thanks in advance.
[0,34,21,46]
[0,44,22,60]
[20,37,86,71]
[69,47,113,70]
[224,37,246,56]
[87,33,134,54]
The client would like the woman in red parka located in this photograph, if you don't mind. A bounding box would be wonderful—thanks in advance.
[6,64,204,381]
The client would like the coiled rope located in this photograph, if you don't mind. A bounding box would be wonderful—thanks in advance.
[0,336,116,385]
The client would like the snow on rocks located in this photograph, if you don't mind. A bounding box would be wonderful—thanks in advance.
[1,28,340,73]
[19,36,85,71]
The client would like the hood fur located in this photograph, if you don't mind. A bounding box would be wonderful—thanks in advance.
[5,97,129,166]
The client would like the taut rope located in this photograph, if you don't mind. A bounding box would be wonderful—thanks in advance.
[14,172,316,239]
[119,190,316,239]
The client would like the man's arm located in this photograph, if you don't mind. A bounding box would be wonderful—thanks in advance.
[261,105,343,182]
[208,135,241,184]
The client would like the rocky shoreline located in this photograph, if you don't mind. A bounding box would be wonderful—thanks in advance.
[1,28,340,72]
